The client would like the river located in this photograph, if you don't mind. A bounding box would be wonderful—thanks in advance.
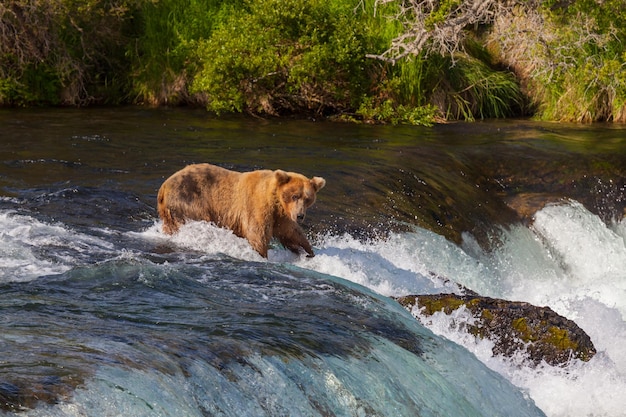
[0,108,625,416]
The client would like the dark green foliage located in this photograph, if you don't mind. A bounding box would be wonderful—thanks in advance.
[1,0,624,123]
[191,0,368,115]
[355,97,438,126]
[434,54,523,121]
[0,0,136,106]
[128,0,237,104]
[0,64,60,105]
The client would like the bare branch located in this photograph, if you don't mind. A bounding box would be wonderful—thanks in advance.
[369,0,522,64]
[487,6,617,82]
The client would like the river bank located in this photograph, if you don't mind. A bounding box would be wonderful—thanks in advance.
[2,0,625,123]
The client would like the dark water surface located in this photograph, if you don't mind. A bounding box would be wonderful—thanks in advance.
[2,108,624,238]
[1,108,625,416]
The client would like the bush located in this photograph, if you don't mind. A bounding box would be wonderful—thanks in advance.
[4,0,625,123]
[488,0,626,121]
[431,53,523,121]
[355,97,437,125]
[0,0,135,105]
[191,0,368,115]
[359,0,524,122]
[128,0,235,105]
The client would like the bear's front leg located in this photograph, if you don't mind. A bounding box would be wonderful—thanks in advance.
[274,220,315,257]
[244,221,272,258]
[246,237,269,258]
[245,232,270,258]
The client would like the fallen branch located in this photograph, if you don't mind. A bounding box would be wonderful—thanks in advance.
[368,0,529,64]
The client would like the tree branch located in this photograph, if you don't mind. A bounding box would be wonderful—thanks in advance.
[369,0,523,64]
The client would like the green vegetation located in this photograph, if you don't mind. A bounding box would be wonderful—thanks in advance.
[130,0,234,105]
[488,0,626,121]
[1,0,625,123]
[191,0,367,115]
[0,0,136,106]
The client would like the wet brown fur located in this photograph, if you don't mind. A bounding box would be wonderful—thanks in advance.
[157,163,325,257]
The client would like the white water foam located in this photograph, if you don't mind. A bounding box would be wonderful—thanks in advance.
[363,201,626,417]
[531,201,626,318]
[294,231,471,296]
[136,202,626,417]
[293,202,626,417]
[140,221,266,262]
[0,210,121,282]
[142,220,466,295]
[1,211,78,281]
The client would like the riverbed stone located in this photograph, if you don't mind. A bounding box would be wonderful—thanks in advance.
[396,294,596,366]
[503,193,565,220]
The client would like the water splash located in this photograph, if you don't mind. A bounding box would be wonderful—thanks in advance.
[3,200,624,417]
[395,200,626,417]
[0,211,98,282]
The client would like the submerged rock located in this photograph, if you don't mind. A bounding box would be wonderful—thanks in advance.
[503,193,565,221]
[396,294,596,366]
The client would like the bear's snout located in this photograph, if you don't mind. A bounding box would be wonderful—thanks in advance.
[289,206,305,222]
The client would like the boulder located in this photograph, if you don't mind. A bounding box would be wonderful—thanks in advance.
[396,294,596,366]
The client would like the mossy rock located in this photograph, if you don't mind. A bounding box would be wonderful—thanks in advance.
[396,294,596,366]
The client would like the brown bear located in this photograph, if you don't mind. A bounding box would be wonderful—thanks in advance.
[157,163,326,258]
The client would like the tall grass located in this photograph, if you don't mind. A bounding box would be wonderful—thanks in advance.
[353,0,522,122]
[488,0,626,122]
[0,0,135,105]
[430,54,523,121]
[4,0,622,123]
[128,0,236,105]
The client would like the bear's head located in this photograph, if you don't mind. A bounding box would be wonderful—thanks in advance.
[275,170,325,222]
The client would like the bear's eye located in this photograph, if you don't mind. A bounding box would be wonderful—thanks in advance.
[292,194,303,202]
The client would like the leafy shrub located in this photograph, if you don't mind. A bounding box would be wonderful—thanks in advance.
[0,0,135,105]
[4,0,626,123]
[489,0,626,121]
[128,0,235,105]
[191,0,367,115]
[355,96,437,125]
[434,53,523,121]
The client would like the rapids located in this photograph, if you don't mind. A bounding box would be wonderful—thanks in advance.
[1,108,625,416]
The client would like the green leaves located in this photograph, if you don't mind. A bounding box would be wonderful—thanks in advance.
[4,0,626,123]
[356,97,437,125]
[0,0,136,105]
[191,0,366,115]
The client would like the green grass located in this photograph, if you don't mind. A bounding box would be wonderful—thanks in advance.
[3,0,624,123]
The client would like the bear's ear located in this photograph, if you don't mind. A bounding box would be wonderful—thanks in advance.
[275,170,291,185]
[311,177,326,191]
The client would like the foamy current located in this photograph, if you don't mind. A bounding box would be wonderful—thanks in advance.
[2,196,624,416]
[293,200,626,417]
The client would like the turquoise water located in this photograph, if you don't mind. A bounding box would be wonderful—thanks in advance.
[1,108,625,416]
